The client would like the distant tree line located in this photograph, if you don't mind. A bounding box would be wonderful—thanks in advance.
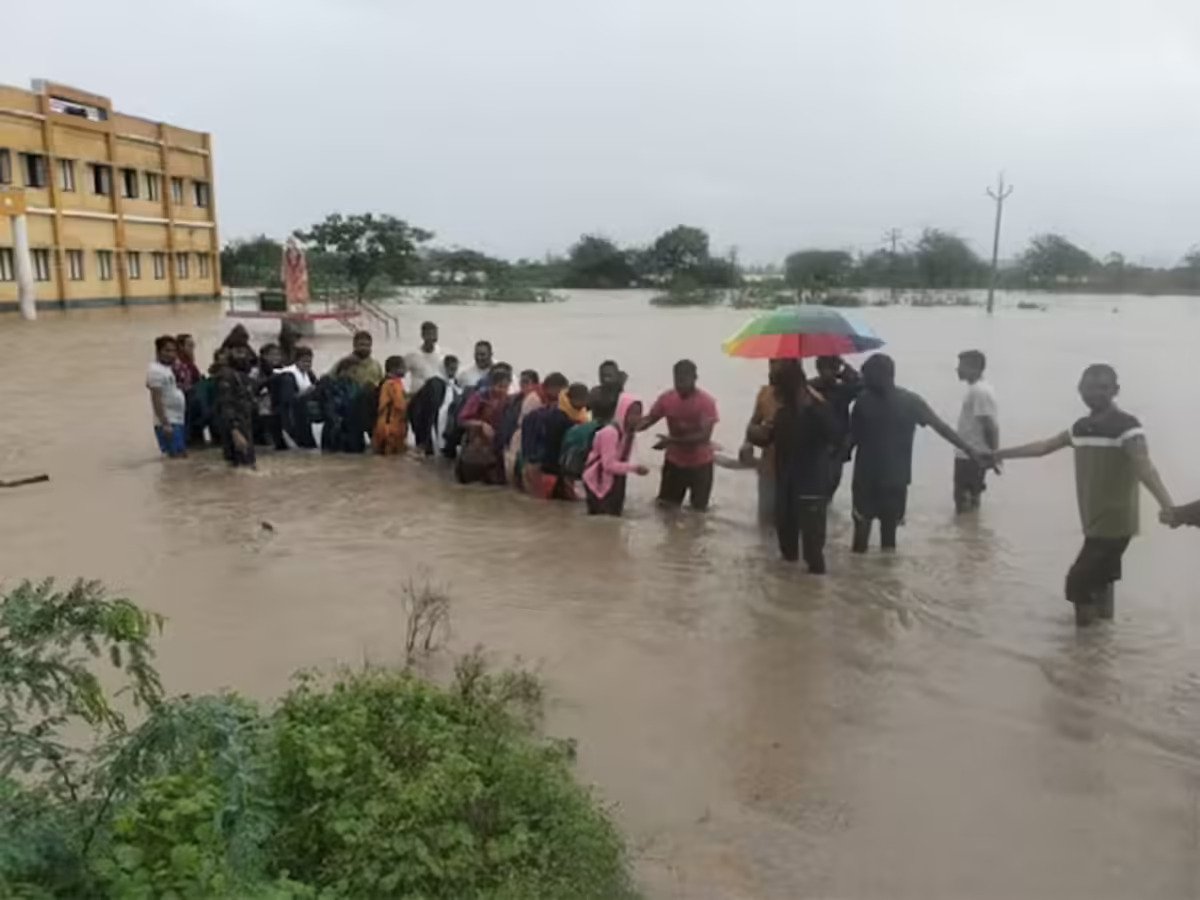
[221,216,1200,297]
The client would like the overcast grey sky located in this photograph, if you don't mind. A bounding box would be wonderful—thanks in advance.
[6,0,1200,264]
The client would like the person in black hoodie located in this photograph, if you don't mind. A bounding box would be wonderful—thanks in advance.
[750,360,837,573]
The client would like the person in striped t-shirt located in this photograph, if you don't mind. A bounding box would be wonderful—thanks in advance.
[990,364,1175,626]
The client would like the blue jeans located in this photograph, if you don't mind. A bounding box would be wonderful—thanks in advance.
[154,424,187,457]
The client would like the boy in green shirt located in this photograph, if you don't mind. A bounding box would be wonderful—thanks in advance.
[991,364,1174,626]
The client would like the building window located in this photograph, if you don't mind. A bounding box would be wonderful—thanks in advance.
[152,252,166,280]
[170,177,184,205]
[0,248,13,281]
[90,164,112,196]
[66,249,85,281]
[57,159,76,192]
[31,249,51,282]
[120,168,140,199]
[145,172,161,201]
[193,181,211,208]
[175,252,189,280]
[97,250,114,281]
[21,153,48,188]
[197,253,211,278]
[0,149,11,185]
[127,251,141,280]
[49,96,107,122]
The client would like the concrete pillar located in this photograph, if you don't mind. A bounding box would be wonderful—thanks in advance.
[11,213,36,321]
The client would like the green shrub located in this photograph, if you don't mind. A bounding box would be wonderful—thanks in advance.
[268,661,635,899]
[0,581,640,899]
[649,286,725,307]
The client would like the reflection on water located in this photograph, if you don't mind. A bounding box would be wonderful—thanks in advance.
[2,291,1200,898]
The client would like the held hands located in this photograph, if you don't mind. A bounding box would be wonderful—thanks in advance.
[634,464,651,476]
[1159,507,1183,529]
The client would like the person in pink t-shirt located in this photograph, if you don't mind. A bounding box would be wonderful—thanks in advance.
[638,359,720,511]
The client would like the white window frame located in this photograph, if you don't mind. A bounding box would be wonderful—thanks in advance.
[153,252,166,280]
[0,248,14,281]
[57,158,76,192]
[97,250,114,281]
[145,172,160,202]
[31,249,51,282]
[170,177,184,205]
[193,181,210,208]
[197,253,210,278]
[175,252,189,280]
[127,251,142,280]
[120,168,139,200]
[66,249,84,281]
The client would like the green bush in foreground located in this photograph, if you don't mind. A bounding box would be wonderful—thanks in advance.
[0,580,638,899]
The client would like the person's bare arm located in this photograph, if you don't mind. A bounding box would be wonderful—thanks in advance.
[1164,499,1200,528]
[993,431,1071,460]
[979,415,999,452]
[1125,434,1173,511]
[149,386,170,431]
[926,410,982,460]
[636,411,663,433]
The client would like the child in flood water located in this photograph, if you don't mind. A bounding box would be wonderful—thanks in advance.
[582,387,650,516]
[373,356,409,455]
[992,363,1175,626]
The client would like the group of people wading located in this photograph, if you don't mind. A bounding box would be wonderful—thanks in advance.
[145,318,1200,627]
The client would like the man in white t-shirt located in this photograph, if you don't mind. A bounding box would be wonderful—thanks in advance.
[146,335,188,458]
[456,339,494,389]
[954,349,999,513]
[403,321,446,396]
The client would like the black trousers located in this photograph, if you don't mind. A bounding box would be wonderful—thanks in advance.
[222,431,257,468]
[953,457,987,511]
[776,494,828,571]
[658,461,714,511]
[1065,537,1130,605]
[852,480,907,551]
[586,476,627,516]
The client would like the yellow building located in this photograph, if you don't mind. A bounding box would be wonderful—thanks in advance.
[0,79,220,310]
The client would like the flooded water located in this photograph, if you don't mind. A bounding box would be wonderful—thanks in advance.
[3,291,1200,898]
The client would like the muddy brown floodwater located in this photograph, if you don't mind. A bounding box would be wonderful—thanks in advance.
[3,291,1200,898]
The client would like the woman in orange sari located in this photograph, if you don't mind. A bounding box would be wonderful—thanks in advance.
[372,356,409,455]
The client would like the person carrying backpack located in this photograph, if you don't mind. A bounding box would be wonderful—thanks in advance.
[583,388,650,516]
[536,382,590,500]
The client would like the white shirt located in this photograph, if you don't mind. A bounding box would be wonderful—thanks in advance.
[404,346,445,395]
[956,380,998,458]
[456,363,490,389]
[280,364,316,394]
[146,361,186,425]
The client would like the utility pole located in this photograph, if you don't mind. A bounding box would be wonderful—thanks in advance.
[986,173,1013,315]
[883,227,902,303]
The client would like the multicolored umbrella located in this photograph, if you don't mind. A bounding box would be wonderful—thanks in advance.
[722,305,885,359]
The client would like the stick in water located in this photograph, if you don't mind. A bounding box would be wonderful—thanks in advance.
[0,474,50,488]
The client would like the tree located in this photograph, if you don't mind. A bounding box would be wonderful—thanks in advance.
[294,213,433,301]
[913,229,984,288]
[784,249,854,292]
[1019,233,1096,287]
[423,247,508,284]
[565,235,636,289]
[219,235,282,288]
[646,225,711,284]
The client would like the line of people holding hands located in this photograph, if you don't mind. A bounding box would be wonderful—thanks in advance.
[146,318,1199,627]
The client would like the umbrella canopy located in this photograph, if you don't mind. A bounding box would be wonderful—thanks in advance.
[722,305,885,359]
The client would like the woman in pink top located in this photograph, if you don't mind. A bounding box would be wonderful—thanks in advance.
[583,389,650,516]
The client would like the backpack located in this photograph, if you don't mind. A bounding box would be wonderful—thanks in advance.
[558,421,602,479]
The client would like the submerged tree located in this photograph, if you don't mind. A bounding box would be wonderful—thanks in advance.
[565,235,636,289]
[294,213,433,301]
[1019,233,1096,287]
